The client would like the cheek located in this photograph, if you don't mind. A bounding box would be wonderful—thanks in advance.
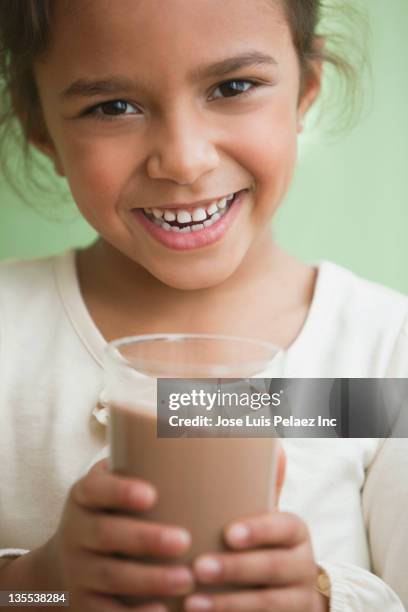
[229,105,298,197]
[36,78,137,209]
[61,135,138,217]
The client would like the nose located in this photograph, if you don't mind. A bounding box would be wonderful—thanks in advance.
[146,107,219,185]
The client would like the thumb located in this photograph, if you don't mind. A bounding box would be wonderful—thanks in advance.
[274,443,286,508]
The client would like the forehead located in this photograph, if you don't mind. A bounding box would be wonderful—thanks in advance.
[57,0,284,32]
[46,0,290,80]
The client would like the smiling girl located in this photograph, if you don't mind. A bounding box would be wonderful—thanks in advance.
[0,1,408,611]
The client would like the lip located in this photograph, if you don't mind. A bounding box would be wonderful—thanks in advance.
[132,189,246,251]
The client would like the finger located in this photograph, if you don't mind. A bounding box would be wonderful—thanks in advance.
[76,550,194,597]
[193,543,315,586]
[82,591,168,612]
[223,511,308,550]
[132,604,168,612]
[133,605,168,612]
[275,444,286,508]
[72,462,157,512]
[185,586,309,612]
[118,597,169,611]
[92,457,109,472]
[80,509,191,558]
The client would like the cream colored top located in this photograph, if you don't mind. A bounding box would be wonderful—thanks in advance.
[0,249,407,611]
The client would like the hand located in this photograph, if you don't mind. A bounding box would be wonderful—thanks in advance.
[185,444,328,611]
[185,512,327,611]
[43,458,195,611]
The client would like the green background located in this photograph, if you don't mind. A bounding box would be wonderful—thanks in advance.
[0,0,407,293]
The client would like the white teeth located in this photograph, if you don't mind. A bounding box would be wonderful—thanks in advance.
[145,191,237,233]
[192,207,207,222]
[206,202,219,216]
[177,210,193,224]
[204,218,215,228]
[164,210,176,222]
[147,192,237,220]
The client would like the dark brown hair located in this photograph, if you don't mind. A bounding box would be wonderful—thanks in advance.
[0,0,366,211]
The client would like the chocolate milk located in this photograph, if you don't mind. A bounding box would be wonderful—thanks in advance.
[109,404,278,611]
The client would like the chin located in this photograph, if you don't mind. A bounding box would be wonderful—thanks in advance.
[147,260,236,291]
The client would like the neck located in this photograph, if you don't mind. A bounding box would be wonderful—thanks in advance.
[77,231,315,343]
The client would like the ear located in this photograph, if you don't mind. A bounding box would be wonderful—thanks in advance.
[29,135,66,178]
[297,36,325,128]
[27,108,66,177]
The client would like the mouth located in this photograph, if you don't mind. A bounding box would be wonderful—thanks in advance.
[142,191,237,232]
[131,189,247,251]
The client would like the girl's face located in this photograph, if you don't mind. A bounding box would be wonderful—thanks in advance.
[33,0,320,290]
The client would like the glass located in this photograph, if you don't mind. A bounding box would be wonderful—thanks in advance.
[103,333,282,611]
[104,332,281,378]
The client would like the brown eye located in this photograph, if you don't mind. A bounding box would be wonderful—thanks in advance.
[211,79,259,99]
[82,99,140,121]
[98,100,130,115]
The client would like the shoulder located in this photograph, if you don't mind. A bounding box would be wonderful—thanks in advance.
[0,252,54,282]
[0,250,73,328]
[321,261,408,320]
[0,250,79,379]
[319,261,408,337]
[0,251,65,298]
[288,261,408,376]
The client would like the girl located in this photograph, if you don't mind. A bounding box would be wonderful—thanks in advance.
[0,1,407,611]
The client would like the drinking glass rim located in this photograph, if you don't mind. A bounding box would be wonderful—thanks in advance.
[104,333,282,372]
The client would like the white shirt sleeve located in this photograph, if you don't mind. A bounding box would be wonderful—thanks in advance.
[0,295,28,569]
[361,437,408,609]
[0,445,109,570]
[0,549,30,571]
[320,320,408,611]
[385,314,408,377]
[319,560,406,611]
[0,292,29,569]
[318,437,408,610]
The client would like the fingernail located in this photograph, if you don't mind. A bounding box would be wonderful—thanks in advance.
[132,484,156,505]
[195,556,222,580]
[185,594,213,611]
[167,566,193,588]
[227,522,250,545]
[160,528,191,548]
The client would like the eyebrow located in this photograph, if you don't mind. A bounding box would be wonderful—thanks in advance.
[59,51,278,100]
